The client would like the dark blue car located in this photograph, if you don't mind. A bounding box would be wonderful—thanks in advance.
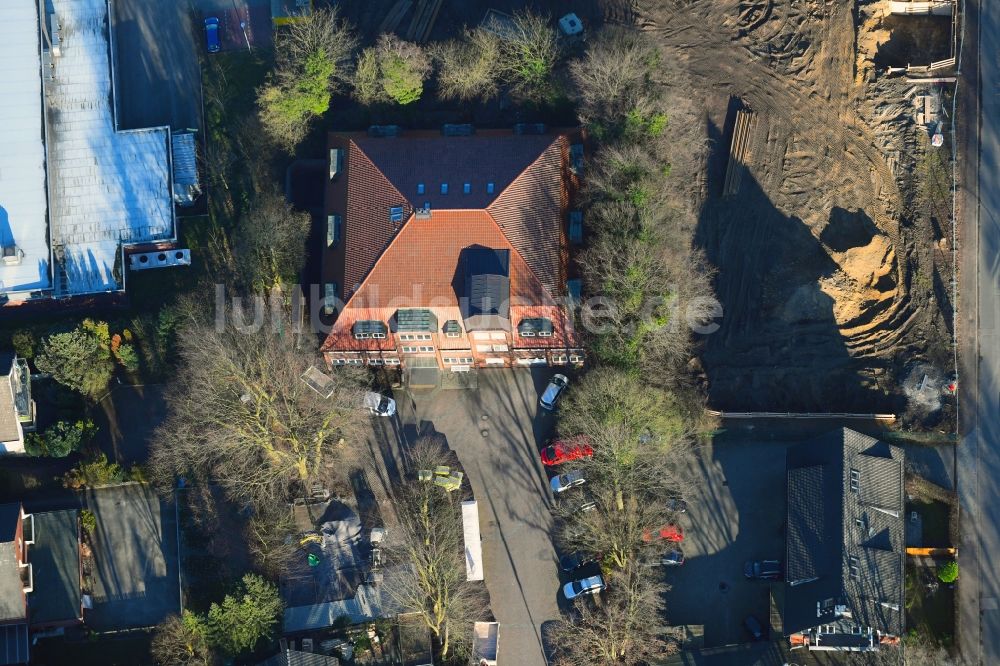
[204,17,221,54]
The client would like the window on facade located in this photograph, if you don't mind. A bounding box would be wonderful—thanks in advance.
[401,346,416,353]
[850,468,860,492]
[327,214,342,248]
[368,358,384,365]
[418,346,434,352]
[384,358,400,365]
[346,359,363,365]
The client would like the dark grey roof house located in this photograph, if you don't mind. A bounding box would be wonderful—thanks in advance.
[784,428,905,652]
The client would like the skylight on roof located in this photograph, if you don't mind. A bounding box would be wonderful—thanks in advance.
[486,182,495,194]
[463,182,471,194]
[441,183,448,195]
[389,205,405,222]
[417,183,425,195]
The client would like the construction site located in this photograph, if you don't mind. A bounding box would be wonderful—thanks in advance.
[625,0,960,420]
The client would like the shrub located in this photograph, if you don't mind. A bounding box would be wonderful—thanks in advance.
[63,453,124,489]
[938,560,958,583]
[24,420,97,458]
[36,324,115,400]
[11,330,35,360]
[80,509,97,535]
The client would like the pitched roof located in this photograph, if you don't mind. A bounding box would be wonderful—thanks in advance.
[784,428,905,636]
[28,510,81,626]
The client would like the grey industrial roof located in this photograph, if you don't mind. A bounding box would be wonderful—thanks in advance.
[784,428,905,636]
[0,0,52,297]
[45,0,174,295]
[0,540,25,624]
[27,510,81,626]
[461,247,510,330]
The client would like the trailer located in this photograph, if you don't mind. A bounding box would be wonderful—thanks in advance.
[473,621,499,666]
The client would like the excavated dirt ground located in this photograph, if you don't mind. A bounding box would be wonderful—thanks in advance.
[594,0,955,416]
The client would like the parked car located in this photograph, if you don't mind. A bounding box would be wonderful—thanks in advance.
[559,552,597,573]
[661,549,685,566]
[541,435,594,466]
[563,574,605,600]
[550,469,586,494]
[744,615,764,641]
[363,392,396,416]
[744,559,782,580]
[665,497,688,513]
[642,523,684,542]
[539,374,569,411]
[204,17,221,53]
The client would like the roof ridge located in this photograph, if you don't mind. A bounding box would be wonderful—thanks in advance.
[487,134,563,211]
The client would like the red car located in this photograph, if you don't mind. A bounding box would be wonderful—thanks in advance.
[541,436,594,466]
[642,524,684,543]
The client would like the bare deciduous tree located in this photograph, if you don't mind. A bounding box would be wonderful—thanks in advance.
[550,566,674,665]
[234,187,311,292]
[498,10,560,100]
[151,611,214,666]
[382,438,489,660]
[432,29,502,101]
[149,299,367,509]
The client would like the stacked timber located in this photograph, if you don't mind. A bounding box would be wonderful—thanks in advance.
[723,109,756,197]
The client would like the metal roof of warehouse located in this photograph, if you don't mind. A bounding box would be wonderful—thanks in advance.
[0,0,52,295]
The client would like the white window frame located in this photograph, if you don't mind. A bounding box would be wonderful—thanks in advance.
[368,358,384,366]
[418,345,434,352]
[384,357,400,366]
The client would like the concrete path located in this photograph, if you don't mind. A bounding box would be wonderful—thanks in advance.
[398,369,562,666]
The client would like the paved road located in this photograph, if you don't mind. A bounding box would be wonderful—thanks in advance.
[958,0,1000,662]
[398,370,561,666]
[111,0,201,130]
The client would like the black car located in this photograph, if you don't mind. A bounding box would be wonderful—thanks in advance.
[744,559,782,580]
[559,552,596,573]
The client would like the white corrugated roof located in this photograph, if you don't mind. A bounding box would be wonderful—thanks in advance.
[0,0,52,295]
[47,0,173,295]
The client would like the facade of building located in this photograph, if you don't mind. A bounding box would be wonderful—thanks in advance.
[319,128,586,375]
[784,428,905,651]
[0,354,35,456]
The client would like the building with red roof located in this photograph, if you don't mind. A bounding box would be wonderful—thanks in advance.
[319,127,586,376]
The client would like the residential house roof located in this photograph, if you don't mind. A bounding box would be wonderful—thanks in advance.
[784,428,905,637]
[0,623,28,666]
[0,504,24,624]
[323,129,575,310]
[27,510,81,626]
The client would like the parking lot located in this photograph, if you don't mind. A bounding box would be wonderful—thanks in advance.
[395,369,563,666]
[111,0,201,130]
[664,438,791,648]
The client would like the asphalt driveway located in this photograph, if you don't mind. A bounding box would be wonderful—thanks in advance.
[664,438,789,647]
[84,483,180,630]
[111,0,201,130]
[397,369,561,666]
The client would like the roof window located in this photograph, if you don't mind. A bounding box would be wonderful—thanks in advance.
[441,183,448,195]
[417,183,425,195]
[463,182,471,194]
[389,205,405,223]
[486,182,495,194]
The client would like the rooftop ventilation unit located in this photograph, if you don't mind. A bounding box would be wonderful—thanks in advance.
[415,202,432,219]
[129,249,191,271]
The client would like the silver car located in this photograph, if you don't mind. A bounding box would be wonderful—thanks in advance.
[539,374,569,411]
[563,574,605,600]
[550,469,585,493]
[363,392,396,416]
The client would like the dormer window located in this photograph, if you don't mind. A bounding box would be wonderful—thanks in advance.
[850,468,860,492]
[443,320,462,338]
[518,318,553,338]
[352,320,388,340]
